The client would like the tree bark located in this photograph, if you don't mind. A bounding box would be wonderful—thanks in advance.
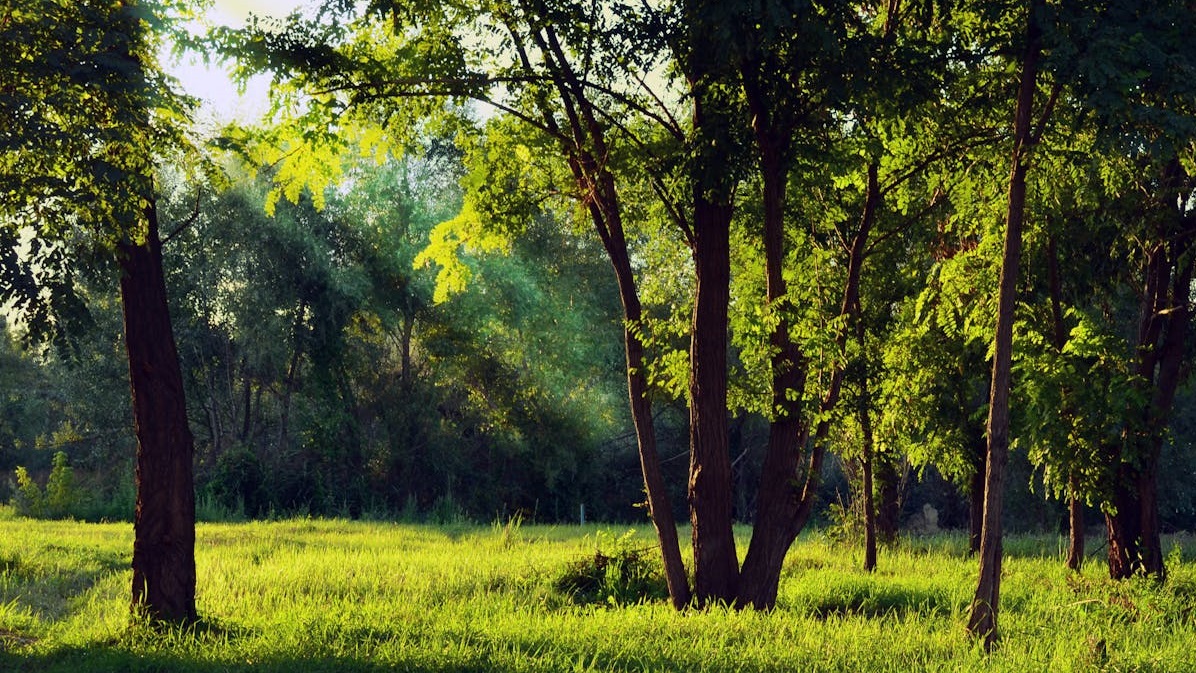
[967,0,1042,649]
[120,201,197,623]
[1067,476,1084,572]
[688,189,739,605]
[859,373,878,573]
[968,446,985,555]
[875,452,901,544]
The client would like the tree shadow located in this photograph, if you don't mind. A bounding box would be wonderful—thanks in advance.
[798,583,959,620]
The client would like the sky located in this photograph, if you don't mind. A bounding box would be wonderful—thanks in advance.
[166,0,309,125]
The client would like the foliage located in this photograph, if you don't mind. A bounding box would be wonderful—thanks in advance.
[555,530,669,607]
[11,467,44,519]
[10,452,80,520]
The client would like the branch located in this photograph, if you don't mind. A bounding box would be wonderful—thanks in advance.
[161,188,203,245]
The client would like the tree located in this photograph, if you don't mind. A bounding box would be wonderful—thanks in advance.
[0,0,199,622]
[967,0,1050,648]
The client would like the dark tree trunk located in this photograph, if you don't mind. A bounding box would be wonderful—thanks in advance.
[1105,164,1192,580]
[859,376,878,573]
[968,0,1042,649]
[1105,470,1143,579]
[735,131,805,609]
[688,191,739,605]
[968,448,986,555]
[875,452,901,544]
[1067,483,1084,572]
[120,202,197,624]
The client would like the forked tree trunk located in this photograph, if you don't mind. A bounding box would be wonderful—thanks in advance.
[968,0,1043,649]
[735,132,806,609]
[120,202,197,623]
[1105,174,1192,580]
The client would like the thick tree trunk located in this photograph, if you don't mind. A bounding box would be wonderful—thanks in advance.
[120,202,197,623]
[1105,470,1142,579]
[968,0,1042,649]
[688,192,739,605]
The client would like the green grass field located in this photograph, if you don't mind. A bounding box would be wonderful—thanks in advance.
[1,507,1194,672]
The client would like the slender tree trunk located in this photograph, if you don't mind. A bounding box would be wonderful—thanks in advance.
[1067,475,1084,571]
[509,20,693,608]
[607,233,692,609]
[120,201,197,623]
[967,0,1042,649]
[1046,236,1085,571]
[859,374,878,573]
[968,448,985,555]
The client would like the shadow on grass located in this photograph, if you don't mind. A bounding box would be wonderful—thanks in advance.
[799,583,958,620]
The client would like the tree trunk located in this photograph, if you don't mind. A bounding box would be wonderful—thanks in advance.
[968,0,1042,649]
[1105,167,1192,580]
[968,450,985,555]
[860,377,878,573]
[513,21,693,608]
[735,131,806,609]
[120,201,197,624]
[1105,469,1142,579]
[688,191,739,605]
[1067,486,1084,572]
[875,452,901,544]
[606,226,692,609]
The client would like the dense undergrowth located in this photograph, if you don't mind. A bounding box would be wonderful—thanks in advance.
[1,507,1194,672]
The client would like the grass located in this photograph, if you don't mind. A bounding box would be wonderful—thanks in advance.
[0,506,1194,672]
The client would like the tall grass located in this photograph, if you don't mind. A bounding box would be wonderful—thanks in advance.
[1,508,1193,671]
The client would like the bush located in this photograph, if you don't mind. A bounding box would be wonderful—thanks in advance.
[12,466,44,518]
[10,452,82,519]
[555,530,668,606]
[45,451,80,518]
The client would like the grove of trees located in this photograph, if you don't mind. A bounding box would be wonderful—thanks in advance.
[2,0,1195,650]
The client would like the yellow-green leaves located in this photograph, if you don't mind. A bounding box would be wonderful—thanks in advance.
[414,201,510,304]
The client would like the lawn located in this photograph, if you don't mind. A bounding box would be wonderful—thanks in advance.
[1,508,1194,672]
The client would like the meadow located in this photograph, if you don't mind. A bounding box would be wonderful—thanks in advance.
[1,507,1195,672]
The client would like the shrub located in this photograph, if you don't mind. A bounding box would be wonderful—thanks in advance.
[45,451,80,518]
[11,452,82,519]
[555,530,668,606]
[12,466,44,518]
